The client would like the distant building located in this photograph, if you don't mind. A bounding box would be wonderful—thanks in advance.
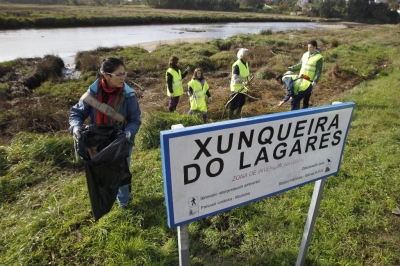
[296,0,308,6]
[296,0,313,13]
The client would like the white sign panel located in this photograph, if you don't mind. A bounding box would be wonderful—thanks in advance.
[161,103,355,228]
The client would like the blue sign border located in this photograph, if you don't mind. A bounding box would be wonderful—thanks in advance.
[161,103,355,228]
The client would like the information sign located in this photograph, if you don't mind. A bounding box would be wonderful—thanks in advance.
[161,103,355,228]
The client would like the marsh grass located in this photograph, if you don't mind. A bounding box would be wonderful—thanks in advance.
[1,24,400,265]
[0,3,328,30]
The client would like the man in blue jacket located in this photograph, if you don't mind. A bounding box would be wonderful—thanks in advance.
[276,71,313,110]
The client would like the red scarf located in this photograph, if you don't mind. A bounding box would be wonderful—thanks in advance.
[95,79,123,125]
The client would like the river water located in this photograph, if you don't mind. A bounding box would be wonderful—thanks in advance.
[0,22,320,64]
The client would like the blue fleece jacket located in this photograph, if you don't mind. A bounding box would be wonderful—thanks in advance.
[69,78,141,145]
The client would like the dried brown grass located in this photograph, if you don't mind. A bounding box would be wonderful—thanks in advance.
[0,28,371,144]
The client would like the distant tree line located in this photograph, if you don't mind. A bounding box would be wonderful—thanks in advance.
[0,0,240,11]
[0,0,126,4]
[311,0,398,23]
[0,0,67,4]
[0,0,239,9]
[143,0,240,11]
[240,0,398,23]
[2,0,398,23]
[254,0,398,24]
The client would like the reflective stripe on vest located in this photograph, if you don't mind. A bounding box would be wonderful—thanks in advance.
[299,52,323,82]
[282,74,311,94]
[188,79,209,112]
[166,68,183,97]
[230,59,250,92]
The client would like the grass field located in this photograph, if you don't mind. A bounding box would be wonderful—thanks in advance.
[0,3,338,29]
[0,20,400,265]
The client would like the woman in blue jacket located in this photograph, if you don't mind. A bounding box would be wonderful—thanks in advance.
[69,57,141,209]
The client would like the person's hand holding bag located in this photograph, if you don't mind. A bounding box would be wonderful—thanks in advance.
[125,131,131,141]
[73,127,82,142]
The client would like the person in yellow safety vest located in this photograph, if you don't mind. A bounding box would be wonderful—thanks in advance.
[187,68,212,123]
[229,48,251,119]
[276,71,313,110]
[166,56,189,112]
[287,40,323,89]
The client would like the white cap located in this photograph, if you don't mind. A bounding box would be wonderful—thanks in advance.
[284,71,294,76]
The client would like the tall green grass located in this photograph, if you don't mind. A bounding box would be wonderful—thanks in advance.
[1,25,400,265]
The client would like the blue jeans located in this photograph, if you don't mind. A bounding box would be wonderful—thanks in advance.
[117,184,130,207]
[117,144,133,206]
[188,109,207,122]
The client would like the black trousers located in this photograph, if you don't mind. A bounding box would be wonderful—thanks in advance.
[229,92,246,110]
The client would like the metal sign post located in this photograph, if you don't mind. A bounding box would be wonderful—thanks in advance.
[295,101,344,265]
[171,124,190,266]
[296,179,326,266]
[178,224,190,266]
[161,103,354,265]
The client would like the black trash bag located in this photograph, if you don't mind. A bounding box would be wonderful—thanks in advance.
[76,125,132,221]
